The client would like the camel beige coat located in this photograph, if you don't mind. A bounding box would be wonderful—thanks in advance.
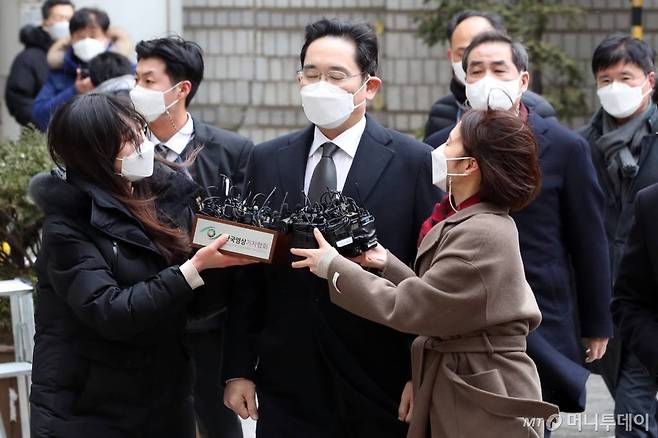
[326,202,559,438]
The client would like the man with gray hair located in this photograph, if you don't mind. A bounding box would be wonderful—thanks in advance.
[426,31,612,437]
[423,10,555,139]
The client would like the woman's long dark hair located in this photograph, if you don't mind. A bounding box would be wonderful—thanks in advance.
[48,93,190,264]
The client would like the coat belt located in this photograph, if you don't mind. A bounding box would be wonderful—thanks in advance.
[426,333,527,354]
[407,333,549,438]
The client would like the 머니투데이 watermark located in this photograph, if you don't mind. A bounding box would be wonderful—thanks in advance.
[524,413,650,432]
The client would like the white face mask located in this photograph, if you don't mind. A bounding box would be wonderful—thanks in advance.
[47,21,70,40]
[116,139,155,182]
[300,78,369,129]
[452,61,467,85]
[597,79,650,119]
[72,37,106,62]
[129,83,182,123]
[466,74,523,111]
[431,142,473,211]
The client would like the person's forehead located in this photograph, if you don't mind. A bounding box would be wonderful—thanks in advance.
[596,61,645,76]
[304,36,359,70]
[468,42,513,63]
[448,123,462,142]
[72,25,102,36]
[49,4,74,18]
[136,58,168,75]
[451,17,494,47]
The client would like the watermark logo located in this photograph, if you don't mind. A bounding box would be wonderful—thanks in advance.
[546,414,562,431]
[524,413,650,432]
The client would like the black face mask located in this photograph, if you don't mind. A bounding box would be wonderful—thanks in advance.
[450,76,467,105]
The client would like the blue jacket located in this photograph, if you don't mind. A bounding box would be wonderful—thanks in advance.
[31,47,79,131]
[425,111,612,411]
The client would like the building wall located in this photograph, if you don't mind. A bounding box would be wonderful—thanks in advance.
[183,0,658,142]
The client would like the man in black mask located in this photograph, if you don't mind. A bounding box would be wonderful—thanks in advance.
[423,10,555,140]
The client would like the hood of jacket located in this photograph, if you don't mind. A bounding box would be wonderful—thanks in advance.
[19,25,52,52]
[95,74,136,94]
[29,168,88,217]
[47,26,134,70]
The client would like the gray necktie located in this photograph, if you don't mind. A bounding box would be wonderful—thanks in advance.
[308,142,339,203]
[156,143,191,179]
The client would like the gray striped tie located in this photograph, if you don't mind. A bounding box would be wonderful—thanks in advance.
[308,142,339,203]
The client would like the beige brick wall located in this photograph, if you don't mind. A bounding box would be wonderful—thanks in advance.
[183,0,658,142]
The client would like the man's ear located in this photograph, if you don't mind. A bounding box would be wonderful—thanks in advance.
[179,80,193,100]
[365,76,382,100]
[519,71,530,94]
[648,71,656,90]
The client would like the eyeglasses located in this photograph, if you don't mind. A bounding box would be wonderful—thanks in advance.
[297,67,365,84]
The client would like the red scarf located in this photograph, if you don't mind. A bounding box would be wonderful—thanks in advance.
[417,193,481,247]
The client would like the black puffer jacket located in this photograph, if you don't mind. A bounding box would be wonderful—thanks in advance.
[29,166,203,438]
[5,25,52,126]
[423,78,557,140]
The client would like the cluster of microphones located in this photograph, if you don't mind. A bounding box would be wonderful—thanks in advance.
[196,177,377,257]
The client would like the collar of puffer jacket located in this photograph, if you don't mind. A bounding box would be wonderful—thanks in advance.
[29,168,88,217]
[29,163,201,254]
[19,25,52,51]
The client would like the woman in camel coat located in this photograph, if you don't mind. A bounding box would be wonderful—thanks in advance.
[292,109,560,438]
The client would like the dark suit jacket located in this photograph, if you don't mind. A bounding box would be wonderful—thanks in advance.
[612,183,658,379]
[182,118,254,330]
[223,115,439,437]
[425,111,613,412]
[183,117,253,195]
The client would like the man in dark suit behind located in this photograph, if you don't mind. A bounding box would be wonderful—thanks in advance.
[424,32,612,435]
[613,184,658,427]
[131,37,253,438]
[222,18,439,438]
[613,183,658,436]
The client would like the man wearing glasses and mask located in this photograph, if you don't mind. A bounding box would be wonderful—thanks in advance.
[223,18,439,438]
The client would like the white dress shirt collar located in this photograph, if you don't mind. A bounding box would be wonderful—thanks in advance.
[149,113,195,156]
[309,116,366,159]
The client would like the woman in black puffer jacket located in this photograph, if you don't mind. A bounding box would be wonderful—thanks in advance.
[28,93,254,438]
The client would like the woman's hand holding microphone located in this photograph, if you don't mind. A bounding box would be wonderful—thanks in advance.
[290,228,388,277]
